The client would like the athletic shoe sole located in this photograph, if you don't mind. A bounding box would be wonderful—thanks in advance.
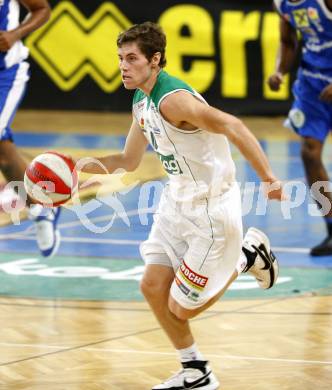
[243,227,279,289]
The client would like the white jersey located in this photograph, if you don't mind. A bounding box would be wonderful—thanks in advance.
[132,70,236,203]
[0,0,29,69]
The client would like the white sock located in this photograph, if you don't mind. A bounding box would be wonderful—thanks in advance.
[177,343,204,362]
[236,252,247,274]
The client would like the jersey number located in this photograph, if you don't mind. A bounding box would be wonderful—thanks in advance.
[150,131,182,175]
[157,152,183,175]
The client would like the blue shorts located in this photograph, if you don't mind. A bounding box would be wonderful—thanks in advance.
[287,70,332,143]
[0,62,30,142]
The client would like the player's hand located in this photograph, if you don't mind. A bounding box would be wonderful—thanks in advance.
[319,84,332,103]
[0,30,19,51]
[267,72,283,91]
[263,178,287,201]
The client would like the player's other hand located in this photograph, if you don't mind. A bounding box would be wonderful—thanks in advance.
[267,72,283,91]
[319,84,332,103]
[0,30,19,51]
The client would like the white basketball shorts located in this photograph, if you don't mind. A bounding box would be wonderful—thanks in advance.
[140,183,243,309]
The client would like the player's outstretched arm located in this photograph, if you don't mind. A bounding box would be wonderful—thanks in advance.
[160,92,284,201]
[77,118,149,174]
[268,17,298,91]
[0,0,51,52]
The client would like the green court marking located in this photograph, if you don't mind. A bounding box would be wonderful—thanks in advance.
[0,253,331,301]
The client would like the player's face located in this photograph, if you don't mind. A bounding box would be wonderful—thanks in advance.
[118,42,154,90]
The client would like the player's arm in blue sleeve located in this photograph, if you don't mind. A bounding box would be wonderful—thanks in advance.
[268,15,299,91]
[0,0,51,52]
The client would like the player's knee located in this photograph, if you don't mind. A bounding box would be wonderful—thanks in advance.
[140,275,164,301]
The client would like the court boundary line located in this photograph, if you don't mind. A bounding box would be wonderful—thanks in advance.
[0,296,325,367]
[0,342,331,366]
[0,232,311,252]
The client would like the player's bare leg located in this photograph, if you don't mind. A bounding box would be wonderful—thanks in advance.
[140,264,194,348]
[141,264,220,389]
[141,227,278,389]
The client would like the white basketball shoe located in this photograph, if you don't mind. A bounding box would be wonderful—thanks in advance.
[152,360,219,390]
[241,227,279,289]
[29,204,61,258]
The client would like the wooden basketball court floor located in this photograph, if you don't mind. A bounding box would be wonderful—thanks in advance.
[0,111,331,389]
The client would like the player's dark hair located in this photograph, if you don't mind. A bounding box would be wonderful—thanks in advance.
[117,22,166,68]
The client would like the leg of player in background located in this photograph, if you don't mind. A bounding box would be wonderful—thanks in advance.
[0,63,61,258]
[301,136,332,256]
[0,140,28,186]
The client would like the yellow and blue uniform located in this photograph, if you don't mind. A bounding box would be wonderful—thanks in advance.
[0,0,30,141]
[275,0,332,142]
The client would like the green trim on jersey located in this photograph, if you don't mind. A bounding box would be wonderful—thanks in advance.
[133,89,146,105]
[132,70,194,110]
[150,70,194,108]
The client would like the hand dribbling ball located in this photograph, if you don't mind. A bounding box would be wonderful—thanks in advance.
[24,151,78,206]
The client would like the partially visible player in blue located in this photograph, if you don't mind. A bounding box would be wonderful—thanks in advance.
[269,0,332,256]
[0,0,61,257]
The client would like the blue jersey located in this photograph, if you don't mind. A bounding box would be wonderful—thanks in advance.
[274,0,332,76]
[0,0,28,69]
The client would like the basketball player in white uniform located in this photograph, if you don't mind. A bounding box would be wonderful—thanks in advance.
[78,22,284,390]
[0,0,61,257]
